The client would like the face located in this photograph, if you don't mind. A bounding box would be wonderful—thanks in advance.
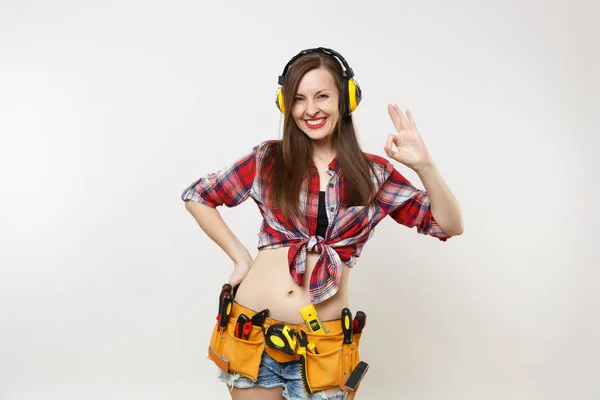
[291,67,340,143]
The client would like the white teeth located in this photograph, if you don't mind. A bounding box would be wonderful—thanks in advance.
[307,118,326,126]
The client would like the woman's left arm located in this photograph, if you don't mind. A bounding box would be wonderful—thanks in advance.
[384,104,463,236]
[413,158,463,236]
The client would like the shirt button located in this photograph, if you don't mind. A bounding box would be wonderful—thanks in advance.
[330,206,335,212]
[329,183,334,188]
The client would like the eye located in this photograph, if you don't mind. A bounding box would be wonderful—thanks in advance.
[294,97,304,102]
[318,94,329,99]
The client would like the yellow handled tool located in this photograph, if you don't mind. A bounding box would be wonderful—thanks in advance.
[300,304,327,334]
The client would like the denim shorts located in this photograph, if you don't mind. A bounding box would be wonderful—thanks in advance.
[217,351,347,400]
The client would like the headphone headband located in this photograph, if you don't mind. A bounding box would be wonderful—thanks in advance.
[277,47,354,86]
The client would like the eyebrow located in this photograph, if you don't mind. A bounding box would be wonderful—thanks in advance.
[295,89,330,97]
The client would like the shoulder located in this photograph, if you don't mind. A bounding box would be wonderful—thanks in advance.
[364,152,394,177]
[253,140,280,157]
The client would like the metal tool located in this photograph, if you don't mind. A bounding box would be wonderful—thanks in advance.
[265,324,297,356]
[296,331,312,394]
[341,308,353,345]
[353,311,366,334]
[234,313,252,340]
[297,330,318,354]
[344,361,369,391]
[251,308,270,327]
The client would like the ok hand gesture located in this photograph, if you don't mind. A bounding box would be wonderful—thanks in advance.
[383,104,431,171]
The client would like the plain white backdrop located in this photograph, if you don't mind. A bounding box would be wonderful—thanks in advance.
[1,1,598,399]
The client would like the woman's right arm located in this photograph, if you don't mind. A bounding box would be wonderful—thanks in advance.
[184,201,253,265]
[181,144,261,284]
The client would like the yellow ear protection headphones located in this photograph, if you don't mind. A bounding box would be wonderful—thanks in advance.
[275,47,362,117]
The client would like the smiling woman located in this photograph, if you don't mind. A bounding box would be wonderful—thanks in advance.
[181,47,463,400]
[292,68,339,142]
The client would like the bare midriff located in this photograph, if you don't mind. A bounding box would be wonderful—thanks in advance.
[234,247,350,324]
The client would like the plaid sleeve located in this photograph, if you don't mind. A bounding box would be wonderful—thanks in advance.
[180,145,258,208]
[377,165,450,241]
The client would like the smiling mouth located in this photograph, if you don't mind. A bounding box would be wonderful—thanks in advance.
[305,117,327,129]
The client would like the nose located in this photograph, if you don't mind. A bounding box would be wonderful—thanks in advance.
[306,99,319,117]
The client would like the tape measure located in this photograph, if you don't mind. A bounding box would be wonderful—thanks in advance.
[265,324,297,356]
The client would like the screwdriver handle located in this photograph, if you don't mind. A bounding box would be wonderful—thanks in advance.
[341,308,353,345]
[219,293,234,329]
[218,283,232,315]
[353,311,367,334]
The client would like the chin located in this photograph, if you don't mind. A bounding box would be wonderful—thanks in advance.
[302,126,335,141]
[303,131,333,142]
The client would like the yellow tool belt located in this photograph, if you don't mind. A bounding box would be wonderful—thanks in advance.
[208,301,363,393]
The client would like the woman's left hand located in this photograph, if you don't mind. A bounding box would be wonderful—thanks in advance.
[383,104,431,171]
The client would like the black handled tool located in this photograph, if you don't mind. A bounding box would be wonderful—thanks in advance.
[341,308,353,345]
[234,314,252,340]
[353,311,367,334]
[297,330,318,354]
[296,331,313,394]
[344,361,369,391]
[218,293,234,329]
[251,308,270,327]
[218,283,232,315]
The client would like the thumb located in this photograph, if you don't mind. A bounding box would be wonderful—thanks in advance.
[228,268,247,287]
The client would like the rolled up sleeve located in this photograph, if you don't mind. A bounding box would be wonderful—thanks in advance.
[181,145,258,208]
[378,166,450,241]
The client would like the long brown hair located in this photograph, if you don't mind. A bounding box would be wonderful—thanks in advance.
[263,52,377,218]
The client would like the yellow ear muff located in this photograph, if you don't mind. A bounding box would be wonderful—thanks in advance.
[348,78,358,113]
[276,88,286,114]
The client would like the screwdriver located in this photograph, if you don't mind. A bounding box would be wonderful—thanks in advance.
[217,283,232,318]
[218,293,234,329]
[341,308,353,345]
[353,311,367,334]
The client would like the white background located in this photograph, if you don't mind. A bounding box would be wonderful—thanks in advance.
[1,1,598,399]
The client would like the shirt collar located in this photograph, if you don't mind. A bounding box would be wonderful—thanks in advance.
[327,157,340,174]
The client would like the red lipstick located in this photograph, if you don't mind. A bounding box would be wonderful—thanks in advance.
[304,118,327,130]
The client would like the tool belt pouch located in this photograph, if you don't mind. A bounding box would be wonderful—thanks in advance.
[304,332,362,393]
[207,320,265,381]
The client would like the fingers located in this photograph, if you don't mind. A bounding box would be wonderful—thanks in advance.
[385,133,395,149]
[406,109,418,130]
[387,104,403,132]
[384,133,401,158]
[228,269,245,286]
[388,103,413,133]
[228,273,241,287]
[393,104,409,129]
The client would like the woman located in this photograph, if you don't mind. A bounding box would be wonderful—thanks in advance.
[181,47,463,400]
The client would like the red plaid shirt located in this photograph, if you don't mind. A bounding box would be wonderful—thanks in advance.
[182,141,450,304]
